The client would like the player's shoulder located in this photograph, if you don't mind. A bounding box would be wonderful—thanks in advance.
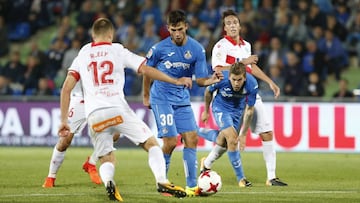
[149,37,169,52]
[245,73,258,89]
[187,36,204,48]
[78,43,92,54]
[213,38,229,50]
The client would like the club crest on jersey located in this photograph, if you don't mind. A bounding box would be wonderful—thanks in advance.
[184,50,192,59]
[146,49,153,58]
[162,127,168,134]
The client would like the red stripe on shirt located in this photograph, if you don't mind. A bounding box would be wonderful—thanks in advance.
[226,55,236,64]
[68,70,80,81]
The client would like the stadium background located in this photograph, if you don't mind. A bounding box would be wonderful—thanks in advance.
[0,0,359,153]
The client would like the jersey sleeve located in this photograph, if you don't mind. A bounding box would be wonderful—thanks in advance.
[68,56,81,81]
[145,45,157,67]
[211,41,228,70]
[194,47,209,78]
[245,73,258,106]
[121,45,146,72]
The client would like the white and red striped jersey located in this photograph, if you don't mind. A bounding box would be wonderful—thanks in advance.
[211,36,252,73]
[68,42,145,117]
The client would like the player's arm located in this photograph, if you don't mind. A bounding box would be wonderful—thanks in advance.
[201,87,214,123]
[213,55,258,72]
[238,105,255,151]
[59,72,77,137]
[196,70,223,87]
[142,75,153,107]
[250,64,280,98]
[138,64,192,88]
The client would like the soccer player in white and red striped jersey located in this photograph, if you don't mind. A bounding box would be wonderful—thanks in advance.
[42,81,120,188]
[200,10,287,187]
[58,18,192,201]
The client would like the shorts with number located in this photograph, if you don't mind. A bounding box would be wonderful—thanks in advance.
[68,96,87,135]
[151,104,197,138]
[213,110,242,132]
[87,106,153,158]
[250,94,272,135]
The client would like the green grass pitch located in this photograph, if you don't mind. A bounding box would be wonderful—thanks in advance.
[0,147,359,202]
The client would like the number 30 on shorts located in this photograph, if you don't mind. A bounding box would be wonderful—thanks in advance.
[160,114,173,126]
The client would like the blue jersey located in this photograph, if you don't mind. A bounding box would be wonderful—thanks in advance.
[209,72,258,114]
[146,36,209,105]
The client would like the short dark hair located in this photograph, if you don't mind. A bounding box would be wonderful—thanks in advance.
[230,62,246,76]
[167,10,186,26]
[222,10,240,28]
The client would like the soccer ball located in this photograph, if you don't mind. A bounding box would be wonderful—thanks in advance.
[197,170,222,196]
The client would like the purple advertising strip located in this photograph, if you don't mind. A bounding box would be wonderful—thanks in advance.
[0,101,151,147]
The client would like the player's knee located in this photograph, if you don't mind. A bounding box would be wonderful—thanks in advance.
[260,131,273,141]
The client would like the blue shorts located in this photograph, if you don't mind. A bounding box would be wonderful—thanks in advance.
[213,110,242,132]
[151,104,198,138]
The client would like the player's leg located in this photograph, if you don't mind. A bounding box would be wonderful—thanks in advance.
[223,127,251,187]
[140,136,186,198]
[253,96,287,186]
[42,133,74,188]
[83,133,121,184]
[200,132,227,171]
[119,107,186,198]
[150,104,178,175]
[198,128,219,142]
[87,109,123,201]
[175,105,200,196]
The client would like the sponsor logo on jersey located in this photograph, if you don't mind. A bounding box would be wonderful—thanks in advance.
[167,52,175,56]
[164,60,190,70]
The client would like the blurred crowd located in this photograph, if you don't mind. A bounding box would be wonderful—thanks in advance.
[0,0,359,101]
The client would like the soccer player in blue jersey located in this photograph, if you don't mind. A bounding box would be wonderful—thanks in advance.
[199,62,257,189]
[202,9,287,187]
[143,10,223,196]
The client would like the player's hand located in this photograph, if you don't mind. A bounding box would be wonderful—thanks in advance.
[58,122,70,137]
[237,135,246,151]
[243,55,258,65]
[201,111,209,123]
[177,77,192,88]
[212,70,224,83]
[269,82,280,99]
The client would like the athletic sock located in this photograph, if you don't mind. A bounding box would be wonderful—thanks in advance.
[99,162,115,187]
[89,152,97,165]
[163,153,171,175]
[204,144,227,169]
[262,140,276,180]
[148,146,167,183]
[183,147,197,188]
[227,150,245,182]
[48,147,66,178]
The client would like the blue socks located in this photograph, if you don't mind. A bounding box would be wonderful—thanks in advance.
[227,150,245,182]
[183,147,197,187]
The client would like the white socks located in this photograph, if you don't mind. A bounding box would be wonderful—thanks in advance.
[99,162,115,187]
[262,140,276,180]
[48,147,66,178]
[204,145,227,169]
[89,152,98,165]
[148,146,167,183]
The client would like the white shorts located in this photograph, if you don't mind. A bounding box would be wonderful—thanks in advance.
[250,94,272,135]
[87,106,153,158]
[68,96,87,135]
